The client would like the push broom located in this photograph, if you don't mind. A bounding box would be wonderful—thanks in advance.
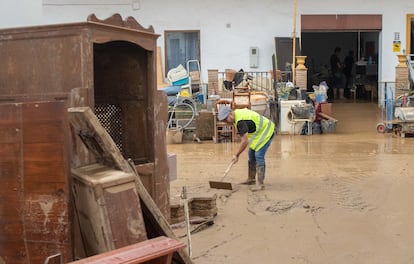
[208,160,235,190]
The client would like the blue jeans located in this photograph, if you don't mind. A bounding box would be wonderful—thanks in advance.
[248,135,274,166]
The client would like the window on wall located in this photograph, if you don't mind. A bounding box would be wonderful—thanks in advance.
[165,30,200,76]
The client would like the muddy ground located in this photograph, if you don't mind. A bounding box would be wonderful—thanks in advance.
[167,102,414,264]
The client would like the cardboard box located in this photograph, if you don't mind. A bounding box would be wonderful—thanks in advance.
[320,102,332,116]
[189,71,200,81]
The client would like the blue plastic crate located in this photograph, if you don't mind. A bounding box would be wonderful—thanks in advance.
[172,76,189,86]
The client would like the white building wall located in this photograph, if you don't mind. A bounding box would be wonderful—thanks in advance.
[1,0,414,83]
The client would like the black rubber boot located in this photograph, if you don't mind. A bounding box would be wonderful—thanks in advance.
[241,161,256,185]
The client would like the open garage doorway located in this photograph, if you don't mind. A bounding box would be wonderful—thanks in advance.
[408,14,414,54]
[300,15,382,102]
[302,31,380,101]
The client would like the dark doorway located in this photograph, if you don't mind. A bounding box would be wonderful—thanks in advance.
[411,17,414,54]
[301,32,379,85]
[300,14,382,102]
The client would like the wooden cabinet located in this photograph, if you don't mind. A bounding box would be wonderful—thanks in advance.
[0,14,171,262]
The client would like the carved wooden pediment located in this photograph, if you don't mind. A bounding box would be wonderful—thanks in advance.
[87,13,154,33]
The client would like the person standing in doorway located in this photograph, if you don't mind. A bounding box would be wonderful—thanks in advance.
[217,106,275,191]
[343,50,355,99]
[330,46,344,100]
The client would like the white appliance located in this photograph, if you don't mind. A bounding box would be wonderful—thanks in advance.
[249,46,259,68]
[279,100,306,134]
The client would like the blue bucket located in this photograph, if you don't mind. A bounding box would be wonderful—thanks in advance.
[198,93,204,104]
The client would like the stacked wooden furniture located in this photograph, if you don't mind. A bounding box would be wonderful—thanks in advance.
[69,107,148,255]
[68,107,191,263]
[170,194,218,224]
[0,14,181,263]
[207,69,219,96]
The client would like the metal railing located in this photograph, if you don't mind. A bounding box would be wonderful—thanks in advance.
[216,70,292,96]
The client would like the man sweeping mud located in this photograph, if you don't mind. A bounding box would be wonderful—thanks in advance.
[218,106,275,191]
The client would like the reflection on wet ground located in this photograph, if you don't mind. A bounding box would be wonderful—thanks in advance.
[167,102,414,264]
[168,102,414,182]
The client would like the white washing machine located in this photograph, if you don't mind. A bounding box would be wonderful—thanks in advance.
[279,100,306,134]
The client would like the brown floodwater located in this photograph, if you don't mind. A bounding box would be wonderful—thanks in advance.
[167,102,414,264]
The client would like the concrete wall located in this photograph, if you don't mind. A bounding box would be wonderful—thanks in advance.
[1,0,414,83]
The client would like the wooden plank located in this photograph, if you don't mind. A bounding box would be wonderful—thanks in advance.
[22,102,72,263]
[67,236,185,264]
[0,103,21,144]
[104,185,148,248]
[135,162,155,197]
[318,112,338,122]
[27,241,72,264]
[23,196,71,241]
[0,159,20,183]
[0,241,27,263]
[0,33,83,96]
[0,104,25,263]
[23,121,65,143]
[0,144,21,160]
[23,142,66,162]
[23,141,67,186]
[152,90,171,219]
[301,14,382,31]
[0,101,73,263]
[24,181,67,195]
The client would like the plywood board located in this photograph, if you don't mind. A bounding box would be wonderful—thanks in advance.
[0,101,72,263]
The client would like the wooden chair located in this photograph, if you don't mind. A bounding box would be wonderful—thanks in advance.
[232,87,251,109]
[213,99,235,143]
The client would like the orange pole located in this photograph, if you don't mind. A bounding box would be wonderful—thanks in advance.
[292,0,297,85]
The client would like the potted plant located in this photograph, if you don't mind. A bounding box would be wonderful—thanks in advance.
[276,82,294,100]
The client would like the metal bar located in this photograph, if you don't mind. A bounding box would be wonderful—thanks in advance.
[181,186,192,257]
[43,253,62,264]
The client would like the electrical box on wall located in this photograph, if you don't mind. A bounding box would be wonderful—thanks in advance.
[249,46,259,68]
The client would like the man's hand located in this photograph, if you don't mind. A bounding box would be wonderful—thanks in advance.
[232,155,239,164]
